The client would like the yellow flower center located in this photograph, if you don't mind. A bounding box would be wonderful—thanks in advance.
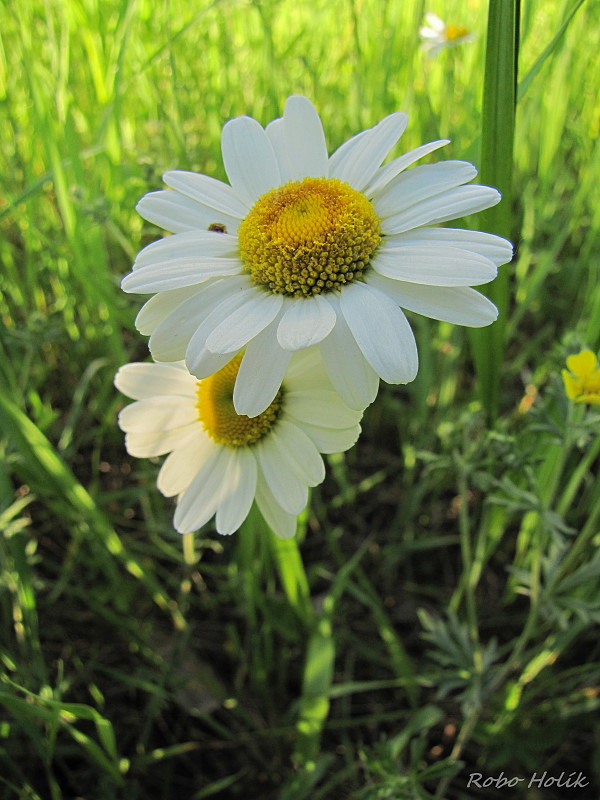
[195,354,284,446]
[237,177,381,298]
[445,24,469,41]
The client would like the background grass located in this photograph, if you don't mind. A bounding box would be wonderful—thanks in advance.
[1,0,599,797]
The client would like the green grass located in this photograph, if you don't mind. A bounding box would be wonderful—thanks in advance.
[1,0,600,797]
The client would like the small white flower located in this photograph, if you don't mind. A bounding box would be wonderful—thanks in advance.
[419,12,474,57]
[122,96,511,417]
[114,349,362,538]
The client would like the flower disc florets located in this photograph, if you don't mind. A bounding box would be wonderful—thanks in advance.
[196,354,284,445]
[238,177,381,298]
[444,24,469,40]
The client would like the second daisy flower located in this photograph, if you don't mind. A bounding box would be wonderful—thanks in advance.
[115,349,362,538]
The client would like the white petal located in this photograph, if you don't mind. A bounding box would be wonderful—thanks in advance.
[330,112,409,191]
[134,230,238,269]
[124,425,196,458]
[367,272,498,327]
[135,287,204,336]
[136,190,240,234]
[255,472,297,539]
[254,437,308,515]
[265,117,293,183]
[185,289,259,372]
[186,348,234,380]
[282,95,329,179]
[157,430,215,496]
[284,347,329,389]
[184,289,264,377]
[150,276,250,362]
[373,245,497,286]
[424,12,446,31]
[373,161,477,219]
[285,390,362,428]
[424,42,448,58]
[366,139,450,197]
[318,294,379,409]
[205,291,283,354]
[115,362,196,400]
[270,420,325,486]
[387,227,513,267]
[327,129,370,177]
[221,116,281,207]
[163,171,248,218]
[118,396,198,433]
[122,256,242,293]
[276,295,336,351]
[419,26,441,40]
[233,320,291,417]
[339,282,418,384]
[382,185,501,235]
[299,422,360,454]
[174,446,233,534]
[215,448,258,535]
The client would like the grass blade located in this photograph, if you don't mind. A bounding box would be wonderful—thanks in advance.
[468,0,518,420]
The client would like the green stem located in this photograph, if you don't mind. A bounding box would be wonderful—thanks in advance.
[269,529,314,625]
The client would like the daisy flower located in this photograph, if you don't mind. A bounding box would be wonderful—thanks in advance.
[114,349,362,537]
[419,12,474,57]
[122,95,512,417]
[561,349,600,405]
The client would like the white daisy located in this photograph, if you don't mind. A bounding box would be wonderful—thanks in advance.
[114,349,362,538]
[419,12,474,57]
[122,95,512,417]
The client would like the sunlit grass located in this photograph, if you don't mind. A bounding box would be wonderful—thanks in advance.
[1,0,599,797]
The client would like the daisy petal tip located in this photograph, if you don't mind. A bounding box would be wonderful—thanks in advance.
[276,297,337,352]
[274,522,297,539]
[231,397,248,416]
[120,271,149,294]
[215,525,238,537]
[472,300,499,327]
[223,113,252,130]
[184,356,206,381]
[134,197,152,222]
[405,362,419,384]
[285,93,315,110]
[232,386,262,419]
[386,353,419,386]
[174,516,197,536]
[486,187,502,206]
[231,391,265,419]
